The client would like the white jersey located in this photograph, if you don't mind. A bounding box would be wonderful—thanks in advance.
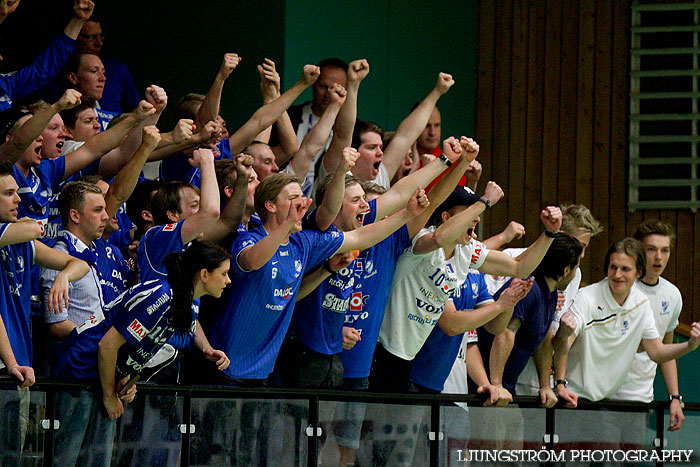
[613,277,682,402]
[486,248,582,395]
[378,227,489,360]
[443,330,479,395]
[567,279,659,402]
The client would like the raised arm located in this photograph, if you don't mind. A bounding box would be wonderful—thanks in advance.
[382,72,455,179]
[314,147,359,231]
[296,252,354,301]
[195,53,241,129]
[482,221,526,250]
[375,135,471,219]
[202,153,253,243]
[478,207,562,278]
[63,100,156,180]
[64,0,95,39]
[180,148,220,243]
[322,59,369,173]
[104,126,160,220]
[338,187,429,253]
[237,196,312,271]
[228,65,320,155]
[0,89,81,163]
[289,83,346,178]
[256,59,298,163]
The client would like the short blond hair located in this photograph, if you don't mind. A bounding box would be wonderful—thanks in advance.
[560,204,603,236]
[254,173,302,223]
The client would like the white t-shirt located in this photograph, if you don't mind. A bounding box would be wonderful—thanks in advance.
[443,330,479,412]
[485,248,582,395]
[613,277,682,402]
[566,279,659,402]
[378,226,489,360]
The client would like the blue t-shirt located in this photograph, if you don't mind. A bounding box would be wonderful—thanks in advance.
[137,221,185,283]
[338,200,412,378]
[410,271,493,391]
[52,279,188,380]
[476,275,557,394]
[94,237,132,304]
[159,139,233,188]
[205,225,345,379]
[0,225,35,366]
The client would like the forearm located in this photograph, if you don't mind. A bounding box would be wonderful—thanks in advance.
[98,343,119,397]
[552,334,573,381]
[59,258,90,282]
[648,341,695,364]
[438,302,506,336]
[340,208,410,252]
[315,166,349,231]
[63,17,85,39]
[98,114,158,180]
[197,159,220,222]
[0,104,60,161]
[297,266,331,301]
[511,234,555,278]
[660,359,680,394]
[238,226,291,271]
[196,76,225,128]
[229,80,309,155]
[290,103,341,177]
[104,144,151,218]
[465,343,491,387]
[322,81,359,173]
[378,159,452,219]
[0,316,19,369]
[533,335,554,389]
[274,112,298,165]
[203,182,246,243]
[488,331,515,386]
[193,325,212,353]
[483,231,510,250]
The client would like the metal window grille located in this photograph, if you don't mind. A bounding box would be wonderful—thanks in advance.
[630,0,700,211]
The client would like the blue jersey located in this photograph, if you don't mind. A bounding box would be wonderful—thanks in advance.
[338,200,412,378]
[0,225,35,366]
[137,222,185,283]
[13,159,65,243]
[206,225,345,379]
[94,237,132,304]
[477,275,557,394]
[160,139,232,188]
[52,279,189,380]
[289,210,355,355]
[410,271,493,391]
[0,34,75,112]
[98,56,140,114]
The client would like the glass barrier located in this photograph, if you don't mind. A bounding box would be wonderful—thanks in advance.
[0,380,697,467]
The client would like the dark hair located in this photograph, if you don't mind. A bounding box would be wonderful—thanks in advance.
[0,161,14,177]
[151,181,200,226]
[58,181,103,226]
[242,140,270,156]
[351,120,384,151]
[633,219,675,245]
[317,57,348,72]
[604,238,646,279]
[65,52,99,75]
[126,179,165,233]
[174,93,205,121]
[215,159,238,203]
[164,240,230,333]
[60,96,97,129]
[315,173,360,206]
[533,233,584,281]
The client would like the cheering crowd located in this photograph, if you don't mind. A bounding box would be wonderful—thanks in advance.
[0,1,699,465]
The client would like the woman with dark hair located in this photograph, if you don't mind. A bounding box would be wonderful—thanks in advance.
[54,240,231,412]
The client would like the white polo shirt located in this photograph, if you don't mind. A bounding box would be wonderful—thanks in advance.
[566,279,659,402]
[378,226,489,360]
[613,277,682,402]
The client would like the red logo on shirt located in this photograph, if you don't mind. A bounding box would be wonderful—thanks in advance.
[127,319,147,341]
[471,245,482,264]
[350,292,368,311]
[163,223,176,232]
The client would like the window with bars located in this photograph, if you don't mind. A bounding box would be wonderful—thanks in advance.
[630,1,700,212]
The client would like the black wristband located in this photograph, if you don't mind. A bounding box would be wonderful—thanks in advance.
[323,260,336,274]
[544,230,559,239]
[478,196,491,210]
[554,379,568,387]
[438,154,453,167]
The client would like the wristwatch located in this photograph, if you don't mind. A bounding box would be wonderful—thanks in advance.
[554,379,568,388]
[669,395,685,409]
[438,154,453,167]
[477,196,491,209]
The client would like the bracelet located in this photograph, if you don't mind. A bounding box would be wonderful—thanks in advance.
[323,260,336,274]
[438,154,453,167]
[544,230,560,239]
[478,196,491,210]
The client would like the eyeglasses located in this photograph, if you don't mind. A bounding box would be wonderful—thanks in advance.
[78,33,105,41]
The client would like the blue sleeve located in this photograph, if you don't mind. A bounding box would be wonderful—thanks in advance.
[0,223,9,241]
[39,157,66,189]
[363,199,378,225]
[229,230,260,277]
[0,34,75,106]
[138,222,185,280]
[476,273,494,303]
[108,227,133,253]
[217,138,232,159]
[303,229,345,270]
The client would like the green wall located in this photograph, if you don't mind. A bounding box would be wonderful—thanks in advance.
[283,0,478,138]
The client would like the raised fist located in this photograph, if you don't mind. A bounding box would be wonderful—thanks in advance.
[435,72,455,95]
[302,65,321,85]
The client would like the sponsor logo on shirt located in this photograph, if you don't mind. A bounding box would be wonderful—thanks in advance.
[147,293,170,315]
[446,264,454,274]
[266,303,284,311]
[471,282,479,298]
[415,298,444,314]
[127,319,148,341]
[273,286,294,299]
[471,244,483,264]
[322,293,350,313]
[349,292,369,311]
[621,319,630,335]
[661,301,670,315]
[280,250,289,256]
[294,260,302,273]
[328,276,354,290]
[419,286,440,301]
[163,223,177,232]
[407,313,439,327]
[467,329,478,339]
[344,311,369,324]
